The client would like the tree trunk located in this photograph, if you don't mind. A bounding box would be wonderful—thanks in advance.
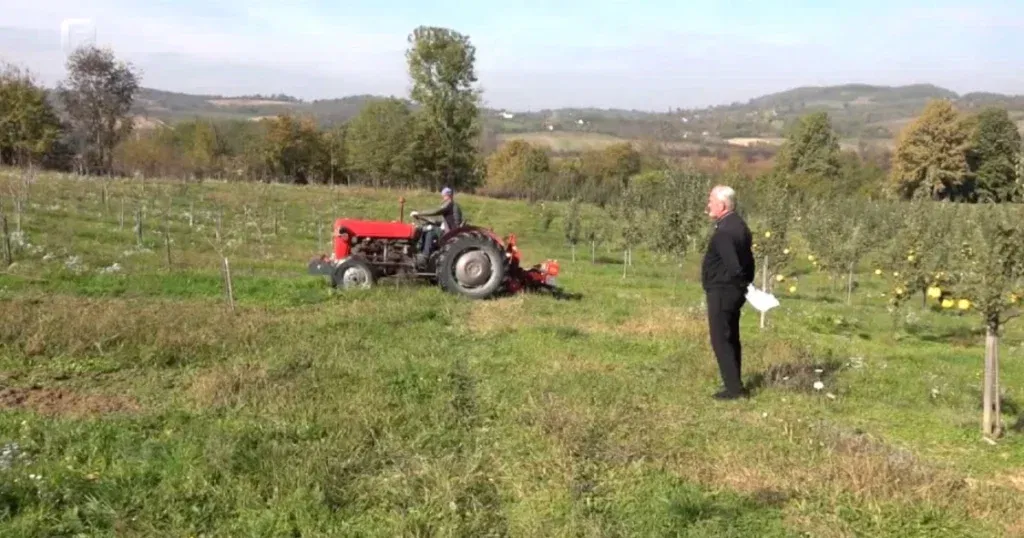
[2,214,11,267]
[994,335,1002,438]
[846,263,854,305]
[760,255,768,329]
[983,322,1001,438]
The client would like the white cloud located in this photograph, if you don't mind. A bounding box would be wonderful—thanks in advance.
[4,1,409,79]
[2,1,1022,111]
[908,6,1024,29]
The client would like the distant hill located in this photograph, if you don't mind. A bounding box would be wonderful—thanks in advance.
[127,84,1024,146]
[131,88,406,126]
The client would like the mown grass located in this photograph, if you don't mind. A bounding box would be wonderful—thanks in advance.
[1,168,1023,536]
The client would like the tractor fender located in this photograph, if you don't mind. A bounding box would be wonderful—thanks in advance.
[439,225,504,247]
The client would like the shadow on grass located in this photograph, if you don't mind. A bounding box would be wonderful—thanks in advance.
[746,354,845,394]
[967,392,1020,416]
[808,294,843,305]
[591,255,625,266]
[379,274,585,301]
[666,483,791,532]
[906,323,984,347]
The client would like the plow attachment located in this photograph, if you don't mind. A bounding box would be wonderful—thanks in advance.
[307,256,335,277]
[505,261,582,300]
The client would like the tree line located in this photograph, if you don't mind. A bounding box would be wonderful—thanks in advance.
[1,26,485,191]
[1,25,1021,206]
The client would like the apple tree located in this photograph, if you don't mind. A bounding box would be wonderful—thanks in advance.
[946,203,1024,438]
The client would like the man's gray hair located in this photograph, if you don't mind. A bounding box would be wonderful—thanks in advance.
[711,185,737,209]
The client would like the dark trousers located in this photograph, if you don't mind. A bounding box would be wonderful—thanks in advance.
[705,286,746,394]
[420,228,439,255]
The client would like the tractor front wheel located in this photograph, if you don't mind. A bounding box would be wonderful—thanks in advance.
[331,257,376,290]
[436,234,507,299]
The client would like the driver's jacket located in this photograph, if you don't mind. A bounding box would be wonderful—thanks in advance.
[419,199,464,233]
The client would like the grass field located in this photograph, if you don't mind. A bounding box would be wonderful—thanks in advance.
[496,131,633,152]
[1,168,1023,536]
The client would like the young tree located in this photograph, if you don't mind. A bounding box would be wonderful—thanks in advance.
[749,185,793,326]
[56,45,140,174]
[773,111,842,196]
[579,143,642,207]
[405,26,482,191]
[611,189,645,275]
[550,157,587,201]
[483,139,551,199]
[889,99,972,201]
[184,120,227,178]
[0,63,63,167]
[965,107,1022,203]
[803,198,880,304]
[321,124,347,186]
[1016,136,1024,199]
[880,200,955,325]
[112,128,179,178]
[259,114,329,184]
[344,97,415,187]
[562,197,582,262]
[644,171,710,289]
[947,204,1024,438]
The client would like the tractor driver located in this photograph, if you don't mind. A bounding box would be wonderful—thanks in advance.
[410,186,465,257]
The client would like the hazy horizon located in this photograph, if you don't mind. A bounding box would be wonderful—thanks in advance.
[2,0,1022,112]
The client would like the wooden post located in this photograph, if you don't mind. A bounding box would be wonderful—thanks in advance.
[135,208,143,246]
[119,197,125,229]
[847,263,855,305]
[760,255,769,329]
[994,330,1002,438]
[222,257,235,313]
[163,219,172,269]
[983,324,996,437]
[2,214,11,267]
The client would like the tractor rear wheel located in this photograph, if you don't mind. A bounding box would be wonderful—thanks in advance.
[331,257,376,290]
[436,233,507,299]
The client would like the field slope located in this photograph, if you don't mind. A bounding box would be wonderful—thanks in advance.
[0,169,1022,536]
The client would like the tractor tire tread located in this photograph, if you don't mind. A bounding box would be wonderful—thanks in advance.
[435,233,508,299]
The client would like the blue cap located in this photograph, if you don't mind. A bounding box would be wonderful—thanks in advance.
[441,187,453,196]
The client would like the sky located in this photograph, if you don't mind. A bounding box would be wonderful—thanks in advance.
[1,0,1022,111]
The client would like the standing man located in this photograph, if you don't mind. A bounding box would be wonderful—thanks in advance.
[701,185,756,400]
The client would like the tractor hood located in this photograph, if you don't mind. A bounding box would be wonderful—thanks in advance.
[334,218,416,240]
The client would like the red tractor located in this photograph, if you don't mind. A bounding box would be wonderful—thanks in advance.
[307,198,564,300]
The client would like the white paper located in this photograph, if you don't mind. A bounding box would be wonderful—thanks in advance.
[745,284,780,313]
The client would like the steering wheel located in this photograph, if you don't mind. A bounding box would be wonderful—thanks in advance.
[412,213,436,225]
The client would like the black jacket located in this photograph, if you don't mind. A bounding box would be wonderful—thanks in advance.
[420,199,465,231]
[701,212,755,290]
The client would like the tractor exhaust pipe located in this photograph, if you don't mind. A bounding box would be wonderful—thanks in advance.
[399,197,405,223]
